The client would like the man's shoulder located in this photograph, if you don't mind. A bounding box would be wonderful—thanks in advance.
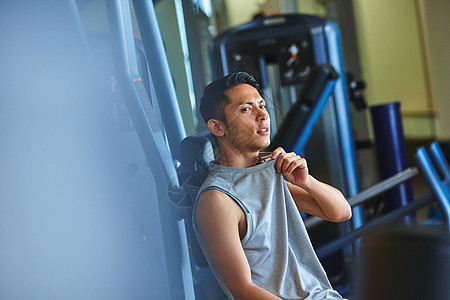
[199,165,232,192]
[196,188,244,228]
[200,188,227,198]
[198,188,232,207]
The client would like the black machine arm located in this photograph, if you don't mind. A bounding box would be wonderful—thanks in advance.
[267,63,339,153]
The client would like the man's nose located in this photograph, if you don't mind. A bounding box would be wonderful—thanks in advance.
[257,109,269,120]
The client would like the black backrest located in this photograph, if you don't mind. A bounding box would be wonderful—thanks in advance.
[179,133,216,267]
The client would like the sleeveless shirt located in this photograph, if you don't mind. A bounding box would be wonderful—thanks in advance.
[193,158,344,299]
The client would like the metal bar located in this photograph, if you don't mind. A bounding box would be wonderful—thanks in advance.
[105,2,193,299]
[415,147,450,231]
[294,78,337,153]
[105,0,178,186]
[267,64,338,153]
[258,55,278,136]
[316,193,434,259]
[429,141,450,181]
[132,0,186,160]
[324,20,362,229]
[305,167,419,228]
[349,167,419,207]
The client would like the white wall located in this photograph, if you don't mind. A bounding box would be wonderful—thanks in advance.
[225,0,325,27]
[352,0,434,139]
[417,0,450,139]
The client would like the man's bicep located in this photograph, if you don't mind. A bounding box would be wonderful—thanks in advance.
[195,190,253,294]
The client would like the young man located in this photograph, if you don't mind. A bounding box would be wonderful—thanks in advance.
[193,72,352,299]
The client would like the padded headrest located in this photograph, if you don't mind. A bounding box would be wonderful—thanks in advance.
[179,134,216,207]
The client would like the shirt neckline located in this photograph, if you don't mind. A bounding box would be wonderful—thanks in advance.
[209,153,277,173]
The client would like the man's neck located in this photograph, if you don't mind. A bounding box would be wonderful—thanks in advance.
[217,144,260,168]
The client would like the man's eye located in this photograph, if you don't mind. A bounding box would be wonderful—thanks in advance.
[242,107,251,112]
[260,105,267,110]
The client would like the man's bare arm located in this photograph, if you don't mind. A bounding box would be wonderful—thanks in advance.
[195,189,281,299]
[271,147,352,222]
[286,179,351,222]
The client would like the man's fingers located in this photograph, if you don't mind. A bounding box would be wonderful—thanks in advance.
[285,156,307,174]
[271,147,285,160]
[275,151,292,173]
[282,155,302,175]
[276,152,304,174]
[272,147,286,172]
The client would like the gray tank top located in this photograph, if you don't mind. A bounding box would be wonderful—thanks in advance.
[193,158,344,299]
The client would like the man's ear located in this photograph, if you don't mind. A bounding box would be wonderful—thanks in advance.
[207,119,226,137]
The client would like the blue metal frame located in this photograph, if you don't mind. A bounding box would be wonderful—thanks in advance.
[316,193,434,258]
[307,142,450,257]
[322,20,363,229]
[305,167,420,228]
[293,79,336,153]
[415,143,450,230]
[266,64,339,154]
[105,1,194,299]
[429,141,450,182]
[132,0,186,160]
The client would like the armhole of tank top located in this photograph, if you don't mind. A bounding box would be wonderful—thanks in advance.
[198,186,253,244]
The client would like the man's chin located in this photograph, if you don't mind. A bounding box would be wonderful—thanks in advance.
[259,140,271,151]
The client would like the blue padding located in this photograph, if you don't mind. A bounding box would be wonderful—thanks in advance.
[370,102,415,220]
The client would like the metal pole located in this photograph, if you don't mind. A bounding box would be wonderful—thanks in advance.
[324,20,363,229]
[106,1,193,299]
[415,147,450,231]
[305,167,420,229]
[132,0,186,160]
[429,141,450,181]
[316,193,434,258]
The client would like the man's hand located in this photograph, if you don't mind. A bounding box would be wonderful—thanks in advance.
[271,147,352,222]
[271,147,309,188]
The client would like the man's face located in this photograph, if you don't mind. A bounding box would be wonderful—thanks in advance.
[222,84,270,153]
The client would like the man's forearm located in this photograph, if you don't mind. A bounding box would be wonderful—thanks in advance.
[232,283,282,300]
[298,175,351,222]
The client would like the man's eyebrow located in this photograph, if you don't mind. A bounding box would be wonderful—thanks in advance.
[239,99,265,105]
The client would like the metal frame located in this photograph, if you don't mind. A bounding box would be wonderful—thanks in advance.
[323,19,363,229]
[305,142,450,258]
[316,193,434,258]
[305,167,420,228]
[105,1,194,299]
[415,142,450,230]
[132,0,186,160]
[267,64,339,152]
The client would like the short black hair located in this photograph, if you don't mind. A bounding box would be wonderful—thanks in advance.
[199,72,261,124]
